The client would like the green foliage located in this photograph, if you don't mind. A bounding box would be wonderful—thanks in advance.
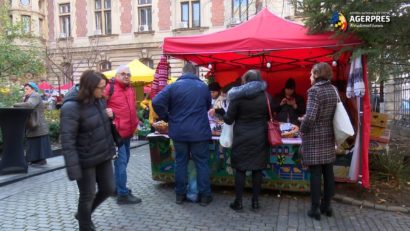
[370,143,410,185]
[44,110,60,143]
[296,0,410,81]
[0,84,23,107]
[0,3,44,79]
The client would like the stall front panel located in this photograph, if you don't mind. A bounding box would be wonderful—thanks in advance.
[148,134,310,192]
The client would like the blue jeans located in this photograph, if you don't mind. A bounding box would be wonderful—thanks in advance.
[114,138,131,196]
[173,141,211,197]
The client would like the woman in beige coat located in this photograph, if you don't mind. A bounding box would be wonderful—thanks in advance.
[14,82,52,165]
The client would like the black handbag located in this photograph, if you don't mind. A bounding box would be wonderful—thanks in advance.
[111,122,123,147]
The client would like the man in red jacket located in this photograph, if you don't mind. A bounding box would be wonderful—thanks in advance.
[105,65,141,204]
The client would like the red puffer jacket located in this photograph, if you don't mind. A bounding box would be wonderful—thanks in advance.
[105,79,138,139]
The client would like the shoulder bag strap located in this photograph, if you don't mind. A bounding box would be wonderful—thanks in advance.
[331,85,341,103]
[264,91,274,122]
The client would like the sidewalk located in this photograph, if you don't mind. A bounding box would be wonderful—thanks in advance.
[0,140,148,187]
[1,144,409,231]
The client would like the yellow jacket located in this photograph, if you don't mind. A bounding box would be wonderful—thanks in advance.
[140,99,158,125]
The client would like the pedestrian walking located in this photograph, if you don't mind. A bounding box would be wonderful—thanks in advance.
[223,70,270,211]
[14,82,52,165]
[300,62,338,220]
[152,62,213,206]
[105,65,141,204]
[60,70,116,231]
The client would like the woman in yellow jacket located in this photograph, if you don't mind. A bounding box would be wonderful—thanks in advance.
[140,94,158,125]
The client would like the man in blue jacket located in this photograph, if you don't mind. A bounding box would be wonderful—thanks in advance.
[153,63,213,206]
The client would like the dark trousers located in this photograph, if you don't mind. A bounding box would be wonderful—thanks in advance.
[234,169,262,201]
[309,163,335,209]
[76,160,115,231]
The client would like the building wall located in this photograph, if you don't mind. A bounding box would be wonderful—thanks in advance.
[43,0,296,83]
[9,0,47,39]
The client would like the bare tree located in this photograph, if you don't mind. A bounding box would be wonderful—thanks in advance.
[45,36,102,93]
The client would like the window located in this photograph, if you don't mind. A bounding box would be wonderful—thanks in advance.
[99,61,111,72]
[140,58,153,69]
[180,1,200,28]
[39,0,44,11]
[39,18,44,37]
[231,0,249,23]
[138,0,152,31]
[20,0,30,6]
[21,15,31,33]
[59,3,71,37]
[95,0,111,35]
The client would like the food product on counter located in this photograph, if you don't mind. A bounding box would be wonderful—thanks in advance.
[280,123,299,138]
[153,120,168,134]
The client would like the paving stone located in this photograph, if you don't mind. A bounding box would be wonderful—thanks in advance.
[1,145,410,230]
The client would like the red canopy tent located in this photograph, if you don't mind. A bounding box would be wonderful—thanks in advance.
[163,8,370,188]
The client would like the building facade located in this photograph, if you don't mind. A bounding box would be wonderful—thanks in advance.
[9,0,299,83]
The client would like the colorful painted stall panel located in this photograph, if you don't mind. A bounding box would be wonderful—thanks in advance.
[148,135,174,182]
[147,134,310,192]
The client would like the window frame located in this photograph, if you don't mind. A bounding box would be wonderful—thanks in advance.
[21,15,31,33]
[99,61,112,72]
[94,0,112,35]
[180,0,201,28]
[137,0,152,31]
[140,58,154,69]
[231,0,249,23]
[59,3,71,37]
[20,0,30,6]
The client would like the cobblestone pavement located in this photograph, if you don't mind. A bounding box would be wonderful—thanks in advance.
[1,145,410,231]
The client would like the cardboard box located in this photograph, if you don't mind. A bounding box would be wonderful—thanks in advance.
[371,112,388,128]
[370,126,385,137]
[334,166,350,178]
[370,128,391,144]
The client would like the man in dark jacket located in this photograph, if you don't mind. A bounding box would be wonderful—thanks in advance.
[153,63,213,206]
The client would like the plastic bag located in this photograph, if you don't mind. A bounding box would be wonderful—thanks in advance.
[220,123,233,148]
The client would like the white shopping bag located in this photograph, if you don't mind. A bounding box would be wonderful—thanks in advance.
[220,123,234,148]
[332,87,354,145]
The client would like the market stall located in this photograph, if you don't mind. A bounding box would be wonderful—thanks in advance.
[151,8,370,191]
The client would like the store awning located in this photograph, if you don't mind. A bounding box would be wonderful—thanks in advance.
[163,8,361,73]
[103,59,155,83]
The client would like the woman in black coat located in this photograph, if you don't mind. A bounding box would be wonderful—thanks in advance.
[224,70,271,211]
[60,70,116,231]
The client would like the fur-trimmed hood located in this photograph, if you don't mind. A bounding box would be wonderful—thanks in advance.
[227,81,267,101]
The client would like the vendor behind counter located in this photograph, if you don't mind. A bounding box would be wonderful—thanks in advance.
[272,78,306,125]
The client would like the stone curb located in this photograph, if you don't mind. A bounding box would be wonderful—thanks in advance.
[0,142,149,187]
[334,194,409,213]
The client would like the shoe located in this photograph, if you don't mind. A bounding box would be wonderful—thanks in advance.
[307,208,321,221]
[199,195,213,207]
[229,199,243,211]
[117,192,142,205]
[32,159,47,165]
[320,205,333,217]
[75,213,95,230]
[176,194,185,204]
[251,198,259,210]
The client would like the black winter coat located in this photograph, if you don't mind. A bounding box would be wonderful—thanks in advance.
[224,81,271,171]
[60,98,115,181]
